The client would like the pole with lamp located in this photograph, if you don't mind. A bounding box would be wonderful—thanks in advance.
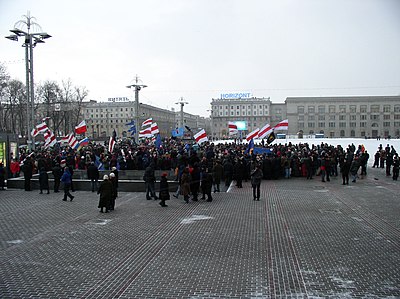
[206,108,213,141]
[126,75,147,144]
[175,97,188,136]
[5,11,51,151]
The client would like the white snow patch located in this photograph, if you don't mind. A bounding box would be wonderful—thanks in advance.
[6,239,24,244]
[181,215,214,224]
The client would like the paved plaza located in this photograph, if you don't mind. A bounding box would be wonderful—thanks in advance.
[0,167,399,298]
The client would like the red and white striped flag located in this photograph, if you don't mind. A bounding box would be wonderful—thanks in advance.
[42,116,51,122]
[150,122,159,135]
[36,122,48,134]
[274,119,288,131]
[108,136,116,153]
[194,129,208,145]
[258,123,273,139]
[246,128,259,141]
[31,128,39,137]
[228,121,238,136]
[75,120,87,134]
[44,130,57,147]
[139,127,152,138]
[61,135,70,143]
[68,133,79,149]
[141,118,153,127]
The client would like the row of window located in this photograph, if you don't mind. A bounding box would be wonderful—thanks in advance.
[215,105,269,111]
[298,105,400,114]
[298,121,398,128]
[298,114,400,121]
[86,108,133,113]
[219,110,269,116]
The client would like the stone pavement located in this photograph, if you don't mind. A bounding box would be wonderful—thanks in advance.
[0,167,399,299]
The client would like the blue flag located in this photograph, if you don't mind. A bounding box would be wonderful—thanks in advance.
[128,125,136,133]
[245,138,254,154]
[172,127,184,137]
[155,134,162,149]
[126,120,135,126]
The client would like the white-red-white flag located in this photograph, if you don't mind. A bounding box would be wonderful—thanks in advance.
[108,136,116,153]
[139,127,152,138]
[36,122,48,134]
[228,121,238,136]
[246,128,259,141]
[44,130,57,147]
[274,119,288,131]
[31,128,39,137]
[258,123,273,139]
[141,118,153,127]
[68,133,79,149]
[194,129,208,144]
[150,122,159,135]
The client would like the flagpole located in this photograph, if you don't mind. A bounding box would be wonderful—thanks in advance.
[126,76,147,144]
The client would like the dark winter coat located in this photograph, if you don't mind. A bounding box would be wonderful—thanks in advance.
[87,164,99,180]
[212,163,223,184]
[98,180,113,208]
[251,167,263,186]
[39,169,49,189]
[159,176,170,200]
[180,171,191,196]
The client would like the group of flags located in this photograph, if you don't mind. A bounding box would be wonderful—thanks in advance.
[229,119,288,143]
[30,118,88,149]
[139,118,160,138]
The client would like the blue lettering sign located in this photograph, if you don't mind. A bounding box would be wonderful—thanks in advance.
[220,92,252,99]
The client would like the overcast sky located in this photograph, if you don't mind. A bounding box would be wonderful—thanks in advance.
[1,0,399,117]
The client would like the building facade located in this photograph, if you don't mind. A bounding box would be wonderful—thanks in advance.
[286,96,400,138]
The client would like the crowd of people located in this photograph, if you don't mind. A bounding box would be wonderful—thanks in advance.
[0,137,399,209]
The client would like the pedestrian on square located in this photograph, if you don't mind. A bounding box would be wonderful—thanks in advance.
[202,169,213,202]
[39,167,50,194]
[111,166,119,197]
[212,159,223,192]
[190,163,200,201]
[61,167,74,201]
[52,163,62,193]
[0,162,5,190]
[87,162,99,192]
[392,155,399,181]
[109,172,117,211]
[22,157,33,191]
[98,175,112,213]
[350,156,360,183]
[10,159,20,178]
[250,163,263,201]
[340,155,351,185]
[180,167,191,203]
[158,172,170,207]
[144,162,158,200]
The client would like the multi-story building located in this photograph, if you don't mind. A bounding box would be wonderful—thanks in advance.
[82,99,207,139]
[286,96,400,138]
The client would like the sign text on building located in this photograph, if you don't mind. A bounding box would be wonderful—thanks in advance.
[108,97,130,102]
[220,92,252,100]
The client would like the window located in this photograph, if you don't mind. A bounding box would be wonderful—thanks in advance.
[329,106,335,113]
[394,122,400,127]
[384,122,391,127]
[329,115,336,121]
[395,105,400,113]
[360,105,367,113]
[395,115,400,120]
[350,115,356,120]
[339,122,346,128]
[298,115,304,121]
[339,115,346,120]
[308,106,315,114]
[350,122,356,128]
[360,115,367,120]
[231,111,234,116]
[318,115,325,121]
[383,105,391,113]
[340,130,345,137]
[318,122,325,127]
[298,106,304,114]
[308,122,315,128]
[236,111,239,115]
[231,106,234,110]
[371,105,380,113]
[339,105,346,113]
[237,106,240,109]
[308,115,315,121]
[384,115,391,120]
[350,130,355,137]
[350,105,356,113]
[329,122,335,128]
[318,106,325,113]
[360,122,366,127]
[298,122,304,128]
[370,115,379,120]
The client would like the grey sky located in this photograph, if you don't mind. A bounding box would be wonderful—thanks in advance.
[1,0,399,117]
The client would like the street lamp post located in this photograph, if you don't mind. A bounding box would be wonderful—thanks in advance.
[207,108,213,141]
[175,97,188,130]
[126,76,147,144]
[5,11,51,150]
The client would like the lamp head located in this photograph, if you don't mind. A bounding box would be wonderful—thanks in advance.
[5,35,18,41]
[10,28,26,36]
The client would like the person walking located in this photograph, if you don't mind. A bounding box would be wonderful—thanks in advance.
[340,155,351,185]
[250,163,263,201]
[392,154,399,181]
[212,159,223,192]
[39,167,50,194]
[158,172,170,207]
[201,169,213,202]
[22,157,33,191]
[180,167,191,203]
[98,175,112,213]
[61,167,74,201]
[144,163,158,200]
[52,163,62,193]
[87,162,99,192]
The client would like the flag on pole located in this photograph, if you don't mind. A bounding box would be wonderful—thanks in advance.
[155,133,162,149]
[77,137,89,150]
[258,123,273,139]
[36,122,49,134]
[44,130,57,147]
[108,135,116,153]
[68,133,79,149]
[126,120,135,126]
[141,118,153,127]
[31,128,39,137]
[228,121,238,136]
[194,129,208,144]
[274,119,288,131]
[246,128,259,141]
[245,138,254,154]
[150,122,159,135]
[172,127,184,137]
[267,132,276,144]
[75,120,87,134]
[139,127,152,138]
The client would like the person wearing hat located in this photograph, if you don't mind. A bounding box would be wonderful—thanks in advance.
[111,166,119,198]
[39,167,50,194]
[158,172,170,207]
[52,162,62,193]
[109,172,117,211]
[98,175,112,213]
[87,162,99,192]
[250,163,263,201]
[22,157,33,191]
[61,167,74,201]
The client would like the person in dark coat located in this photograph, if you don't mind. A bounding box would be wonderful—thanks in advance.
[52,163,62,193]
[39,167,50,194]
[111,166,119,197]
[212,160,223,192]
[340,155,351,185]
[201,169,213,202]
[61,167,74,201]
[109,172,117,211]
[0,162,5,190]
[350,156,360,183]
[223,159,234,187]
[98,175,112,213]
[190,163,201,201]
[392,154,399,181]
[22,157,33,191]
[158,172,170,207]
[234,158,245,188]
[180,167,191,203]
[144,163,157,200]
[250,163,263,201]
[87,162,99,192]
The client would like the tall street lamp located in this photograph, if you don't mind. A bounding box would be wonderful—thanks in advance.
[126,76,147,144]
[5,11,51,150]
[175,97,188,130]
